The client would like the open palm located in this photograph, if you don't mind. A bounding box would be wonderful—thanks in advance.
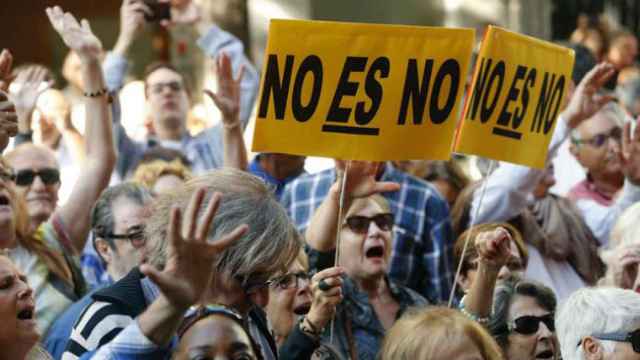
[46,6,102,62]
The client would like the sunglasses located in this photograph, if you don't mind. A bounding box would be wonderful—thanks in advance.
[344,213,394,234]
[508,313,555,335]
[14,168,60,187]
[267,271,310,290]
[571,126,622,148]
[587,329,640,353]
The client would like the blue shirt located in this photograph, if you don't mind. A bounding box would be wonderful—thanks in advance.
[280,163,454,303]
[248,156,305,200]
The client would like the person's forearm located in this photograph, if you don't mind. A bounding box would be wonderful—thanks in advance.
[17,112,33,134]
[82,58,116,167]
[222,124,248,170]
[305,183,349,252]
[464,262,499,318]
[138,295,187,346]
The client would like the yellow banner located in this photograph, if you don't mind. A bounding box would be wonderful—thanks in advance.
[455,26,575,169]
[252,19,475,161]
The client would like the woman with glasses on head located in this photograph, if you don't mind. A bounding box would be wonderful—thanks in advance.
[300,162,429,360]
[174,305,262,360]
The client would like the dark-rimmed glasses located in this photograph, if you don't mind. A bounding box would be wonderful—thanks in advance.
[102,226,146,249]
[267,271,310,290]
[571,126,622,148]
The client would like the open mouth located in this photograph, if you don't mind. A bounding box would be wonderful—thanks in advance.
[0,194,10,206]
[365,245,385,259]
[293,302,311,315]
[17,307,34,321]
[536,350,554,359]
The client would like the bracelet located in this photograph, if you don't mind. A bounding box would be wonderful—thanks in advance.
[83,88,108,98]
[299,316,322,339]
[460,306,491,325]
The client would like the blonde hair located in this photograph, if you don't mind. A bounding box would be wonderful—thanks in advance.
[132,159,192,190]
[381,307,504,360]
[0,157,73,287]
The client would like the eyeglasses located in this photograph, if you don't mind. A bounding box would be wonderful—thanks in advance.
[236,273,273,294]
[571,126,622,148]
[148,81,184,95]
[267,271,310,290]
[586,329,640,353]
[103,226,146,249]
[14,168,60,187]
[344,213,394,234]
[178,304,244,338]
[508,313,555,335]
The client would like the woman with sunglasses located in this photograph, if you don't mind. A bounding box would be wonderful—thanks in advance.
[556,287,640,360]
[301,161,429,360]
[488,276,559,360]
[0,6,115,336]
[173,305,262,360]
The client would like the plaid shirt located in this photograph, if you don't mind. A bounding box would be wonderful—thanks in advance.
[280,163,454,303]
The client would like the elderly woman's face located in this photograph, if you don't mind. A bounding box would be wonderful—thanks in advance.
[265,260,312,342]
[339,198,392,280]
[0,257,38,347]
[506,295,558,360]
[175,315,257,360]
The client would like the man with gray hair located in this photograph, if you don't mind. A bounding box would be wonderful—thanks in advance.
[43,182,153,359]
[568,101,640,246]
[556,287,640,360]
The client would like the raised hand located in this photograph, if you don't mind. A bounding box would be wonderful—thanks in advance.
[140,189,248,310]
[621,120,640,185]
[204,52,245,129]
[335,161,400,200]
[114,0,151,56]
[307,267,345,330]
[0,50,14,92]
[46,6,103,64]
[611,244,640,289]
[0,91,17,151]
[9,66,52,130]
[474,227,512,271]
[163,0,201,27]
[561,62,616,129]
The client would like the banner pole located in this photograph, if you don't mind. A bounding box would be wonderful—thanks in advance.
[331,161,350,343]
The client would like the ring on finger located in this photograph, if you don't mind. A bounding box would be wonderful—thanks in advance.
[318,278,331,291]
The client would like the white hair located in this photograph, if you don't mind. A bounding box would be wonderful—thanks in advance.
[556,287,640,360]
[570,101,629,142]
[610,202,640,249]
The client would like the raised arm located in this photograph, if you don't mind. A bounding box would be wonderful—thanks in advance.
[47,7,116,253]
[204,52,247,170]
[462,227,512,319]
[0,50,17,153]
[305,161,399,252]
[471,63,617,224]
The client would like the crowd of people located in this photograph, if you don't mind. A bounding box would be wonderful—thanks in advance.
[2,1,640,359]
